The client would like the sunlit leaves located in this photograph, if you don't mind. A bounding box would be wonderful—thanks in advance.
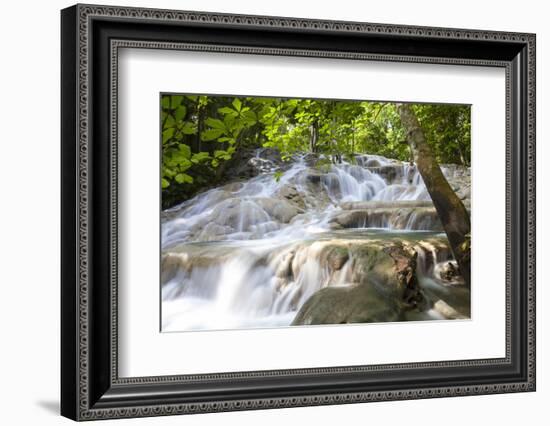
[177,144,191,159]
[205,118,225,129]
[164,114,175,128]
[160,93,470,195]
[191,152,211,164]
[201,129,225,141]
[170,95,184,109]
[174,105,187,121]
[232,98,242,112]
[175,173,193,184]
[180,121,197,135]
[214,150,232,161]
[162,127,175,144]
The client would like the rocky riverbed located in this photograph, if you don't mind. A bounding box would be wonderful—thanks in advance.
[161,150,470,332]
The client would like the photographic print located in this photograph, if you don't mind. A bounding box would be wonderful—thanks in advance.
[160,94,471,332]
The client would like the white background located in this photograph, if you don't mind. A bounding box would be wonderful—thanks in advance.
[0,0,547,425]
[119,49,506,376]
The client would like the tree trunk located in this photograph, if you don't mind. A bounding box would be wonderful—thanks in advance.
[397,104,471,287]
[309,120,319,153]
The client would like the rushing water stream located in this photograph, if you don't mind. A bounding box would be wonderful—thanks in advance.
[161,152,470,332]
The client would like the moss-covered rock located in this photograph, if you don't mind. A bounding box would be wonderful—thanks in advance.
[292,240,427,325]
[291,284,400,325]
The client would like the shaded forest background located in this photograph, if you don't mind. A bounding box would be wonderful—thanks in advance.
[161,94,470,209]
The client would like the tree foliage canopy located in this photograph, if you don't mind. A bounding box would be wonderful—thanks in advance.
[161,94,470,206]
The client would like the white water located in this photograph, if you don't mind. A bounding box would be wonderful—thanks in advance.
[161,153,466,331]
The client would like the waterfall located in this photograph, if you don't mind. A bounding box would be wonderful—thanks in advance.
[161,152,469,331]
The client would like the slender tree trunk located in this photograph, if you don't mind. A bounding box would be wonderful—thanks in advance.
[456,140,467,166]
[351,124,355,156]
[309,120,319,153]
[397,104,471,287]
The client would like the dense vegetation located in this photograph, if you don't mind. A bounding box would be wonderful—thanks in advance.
[161,94,470,208]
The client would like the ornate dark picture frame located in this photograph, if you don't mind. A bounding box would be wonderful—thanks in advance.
[61,3,536,421]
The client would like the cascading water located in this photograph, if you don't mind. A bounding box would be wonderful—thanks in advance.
[161,152,470,331]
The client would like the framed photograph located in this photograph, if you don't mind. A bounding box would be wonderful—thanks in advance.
[61,4,536,421]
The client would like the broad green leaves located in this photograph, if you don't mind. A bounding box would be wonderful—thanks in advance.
[191,152,211,164]
[161,93,470,197]
[174,105,187,121]
[161,94,259,190]
[162,127,175,144]
[201,129,225,141]
[232,98,242,112]
[412,104,471,165]
[175,173,193,184]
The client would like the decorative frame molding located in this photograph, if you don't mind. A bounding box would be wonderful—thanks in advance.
[61,3,536,421]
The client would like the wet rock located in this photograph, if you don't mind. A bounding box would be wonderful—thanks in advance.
[196,222,234,242]
[292,240,428,326]
[161,253,187,284]
[291,284,401,325]
[330,210,368,228]
[369,165,405,183]
[326,247,349,270]
[365,158,382,168]
[302,153,320,167]
[436,260,462,282]
[388,207,443,231]
[255,198,305,224]
[221,182,244,192]
[275,184,306,210]
[305,171,323,184]
[340,200,435,210]
[274,250,295,279]
[384,244,424,307]
[328,206,445,231]
[224,147,287,180]
[206,197,303,232]
[442,164,471,203]
[433,300,468,320]
[322,173,342,192]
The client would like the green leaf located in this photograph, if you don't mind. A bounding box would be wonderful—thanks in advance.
[232,98,242,112]
[177,144,192,158]
[161,178,170,188]
[214,150,231,160]
[242,110,257,125]
[162,128,175,144]
[175,173,193,184]
[205,118,225,130]
[170,95,184,109]
[174,105,187,121]
[161,97,170,109]
[191,152,210,163]
[164,115,175,128]
[218,107,238,116]
[180,121,197,135]
[201,129,224,141]
[169,156,191,171]
[217,137,235,143]
[163,167,176,177]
